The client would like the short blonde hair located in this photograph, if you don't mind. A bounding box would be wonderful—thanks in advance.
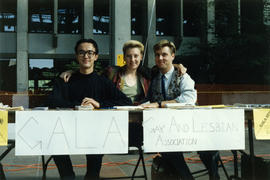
[122,40,144,56]
[153,39,176,54]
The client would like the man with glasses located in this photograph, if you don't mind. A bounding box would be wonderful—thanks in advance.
[47,39,132,180]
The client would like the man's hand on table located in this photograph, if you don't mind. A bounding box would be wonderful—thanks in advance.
[141,102,159,108]
[81,97,100,109]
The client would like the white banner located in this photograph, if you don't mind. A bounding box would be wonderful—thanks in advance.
[15,111,129,155]
[143,109,245,152]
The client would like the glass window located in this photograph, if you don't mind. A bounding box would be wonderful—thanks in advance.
[156,0,173,36]
[29,59,55,93]
[58,0,82,34]
[93,0,110,35]
[131,0,146,35]
[27,58,73,108]
[196,0,270,85]
[29,0,53,33]
[183,0,201,37]
[29,58,79,93]
[241,0,264,34]
[0,58,16,92]
[0,0,16,32]
[264,1,270,25]
[215,0,238,37]
[29,58,75,93]
[156,0,181,36]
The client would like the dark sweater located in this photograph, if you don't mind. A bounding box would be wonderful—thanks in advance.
[47,71,132,108]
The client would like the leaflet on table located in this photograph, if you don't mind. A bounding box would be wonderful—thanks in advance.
[0,106,24,111]
[32,107,49,110]
[233,103,270,109]
[0,102,24,111]
[199,104,229,108]
[164,103,230,109]
[113,106,144,110]
[165,103,196,109]
[75,105,94,110]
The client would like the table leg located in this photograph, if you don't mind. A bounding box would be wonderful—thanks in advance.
[247,119,255,180]
[231,150,239,179]
[0,163,6,180]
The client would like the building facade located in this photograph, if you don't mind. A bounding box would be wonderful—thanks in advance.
[0,0,269,95]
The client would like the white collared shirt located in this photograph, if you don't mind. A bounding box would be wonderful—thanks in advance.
[159,66,197,104]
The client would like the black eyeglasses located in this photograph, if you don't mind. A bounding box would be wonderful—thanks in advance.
[77,50,96,57]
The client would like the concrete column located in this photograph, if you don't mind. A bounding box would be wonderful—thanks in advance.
[180,0,183,38]
[110,0,131,65]
[206,0,215,43]
[263,0,270,25]
[54,0,58,35]
[83,0,94,38]
[17,0,28,92]
[53,0,58,48]
[173,0,183,50]
[237,0,241,33]
[144,0,156,68]
[229,0,241,35]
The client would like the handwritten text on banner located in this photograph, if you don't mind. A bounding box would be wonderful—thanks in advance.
[253,109,270,140]
[0,111,8,146]
[143,109,245,152]
[15,111,129,155]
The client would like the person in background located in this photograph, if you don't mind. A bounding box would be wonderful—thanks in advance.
[142,39,220,180]
[46,38,132,180]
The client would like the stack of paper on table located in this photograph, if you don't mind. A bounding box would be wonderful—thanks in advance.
[165,103,196,109]
[0,106,24,111]
[113,106,144,110]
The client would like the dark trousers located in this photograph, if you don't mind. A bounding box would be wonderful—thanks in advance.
[161,152,194,180]
[157,151,220,180]
[53,154,103,180]
[198,151,220,180]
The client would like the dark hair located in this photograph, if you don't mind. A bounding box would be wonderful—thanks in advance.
[74,39,99,54]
